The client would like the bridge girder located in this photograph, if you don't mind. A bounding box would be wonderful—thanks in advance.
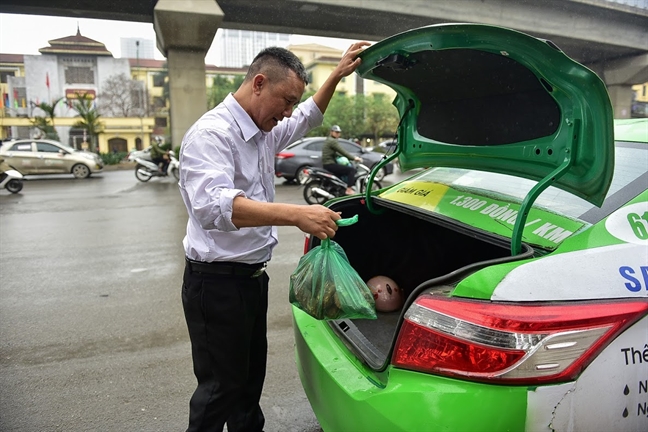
[1,0,647,65]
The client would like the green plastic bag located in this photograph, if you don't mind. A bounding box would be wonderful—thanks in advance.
[289,216,377,321]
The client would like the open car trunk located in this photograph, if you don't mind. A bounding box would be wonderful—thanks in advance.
[309,197,534,370]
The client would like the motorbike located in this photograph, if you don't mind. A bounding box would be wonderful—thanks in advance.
[0,158,24,194]
[302,161,382,205]
[134,151,180,182]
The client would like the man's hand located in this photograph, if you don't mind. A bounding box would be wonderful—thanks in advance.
[232,198,340,239]
[296,205,341,240]
[313,41,371,114]
[354,157,363,163]
[333,41,371,80]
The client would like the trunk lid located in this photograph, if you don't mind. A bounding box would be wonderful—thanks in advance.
[356,23,615,254]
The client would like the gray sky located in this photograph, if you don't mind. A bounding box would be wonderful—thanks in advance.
[0,13,358,64]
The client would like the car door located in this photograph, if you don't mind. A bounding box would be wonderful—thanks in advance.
[35,141,69,174]
[339,140,363,158]
[302,140,324,168]
[2,141,39,174]
[340,140,379,165]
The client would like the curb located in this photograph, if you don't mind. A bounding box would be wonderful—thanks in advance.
[103,162,136,171]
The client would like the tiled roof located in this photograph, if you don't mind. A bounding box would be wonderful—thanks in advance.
[0,53,25,64]
[38,28,112,57]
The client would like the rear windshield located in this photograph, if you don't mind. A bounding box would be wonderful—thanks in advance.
[421,141,646,223]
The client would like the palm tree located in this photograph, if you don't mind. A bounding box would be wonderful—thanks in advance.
[70,93,103,152]
[31,97,64,140]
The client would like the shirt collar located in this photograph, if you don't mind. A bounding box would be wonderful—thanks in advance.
[223,93,262,142]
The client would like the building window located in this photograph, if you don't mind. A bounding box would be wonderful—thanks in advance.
[155,117,167,127]
[153,97,166,109]
[65,66,94,84]
[14,87,27,108]
[153,74,165,87]
[0,71,15,84]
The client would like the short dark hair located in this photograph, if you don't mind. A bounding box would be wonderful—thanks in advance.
[245,47,308,85]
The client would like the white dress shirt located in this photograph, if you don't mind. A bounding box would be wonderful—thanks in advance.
[179,93,323,264]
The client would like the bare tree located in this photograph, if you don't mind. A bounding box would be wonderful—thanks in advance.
[97,73,147,117]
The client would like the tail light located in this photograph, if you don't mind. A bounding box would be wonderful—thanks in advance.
[276,152,295,159]
[392,295,648,385]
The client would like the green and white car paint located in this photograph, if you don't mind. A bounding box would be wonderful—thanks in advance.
[292,24,648,432]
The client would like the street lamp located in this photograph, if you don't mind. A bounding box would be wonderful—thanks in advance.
[136,40,144,150]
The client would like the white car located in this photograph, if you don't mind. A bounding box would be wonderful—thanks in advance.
[0,139,104,179]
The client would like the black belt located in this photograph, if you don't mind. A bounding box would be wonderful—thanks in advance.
[185,258,267,278]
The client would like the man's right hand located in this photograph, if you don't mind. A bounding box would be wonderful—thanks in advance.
[297,205,341,240]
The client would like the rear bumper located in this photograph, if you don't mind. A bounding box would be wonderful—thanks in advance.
[292,307,526,432]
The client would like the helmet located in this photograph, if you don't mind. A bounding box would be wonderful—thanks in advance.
[330,125,342,132]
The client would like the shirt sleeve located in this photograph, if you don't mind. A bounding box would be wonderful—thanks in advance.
[179,127,245,232]
[271,96,323,152]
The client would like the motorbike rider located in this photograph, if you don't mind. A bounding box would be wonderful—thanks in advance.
[150,136,169,174]
[321,125,362,195]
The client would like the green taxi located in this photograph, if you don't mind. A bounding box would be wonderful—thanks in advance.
[291,24,648,432]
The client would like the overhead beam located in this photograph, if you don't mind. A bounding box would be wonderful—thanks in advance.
[1,0,647,64]
[0,0,155,23]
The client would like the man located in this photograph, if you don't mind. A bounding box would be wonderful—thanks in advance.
[150,136,169,173]
[322,124,362,195]
[178,42,369,432]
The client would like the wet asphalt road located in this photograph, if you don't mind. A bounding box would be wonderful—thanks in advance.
[0,166,406,432]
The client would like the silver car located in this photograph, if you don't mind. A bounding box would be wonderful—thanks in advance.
[275,137,394,183]
[0,139,104,179]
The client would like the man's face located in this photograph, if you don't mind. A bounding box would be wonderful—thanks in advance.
[331,130,341,137]
[252,70,305,132]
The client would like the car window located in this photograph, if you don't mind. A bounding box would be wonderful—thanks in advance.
[8,143,33,152]
[340,142,359,153]
[418,141,647,223]
[285,140,304,150]
[36,142,62,153]
[304,142,324,151]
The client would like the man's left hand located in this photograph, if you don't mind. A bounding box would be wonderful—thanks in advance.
[334,41,371,79]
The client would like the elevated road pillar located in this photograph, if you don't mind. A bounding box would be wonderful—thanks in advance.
[589,53,648,119]
[154,0,223,146]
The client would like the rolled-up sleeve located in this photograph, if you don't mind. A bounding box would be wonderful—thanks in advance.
[179,128,245,232]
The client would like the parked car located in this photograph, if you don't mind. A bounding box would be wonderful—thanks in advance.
[275,137,394,183]
[377,138,397,151]
[291,24,648,432]
[0,139,104,179]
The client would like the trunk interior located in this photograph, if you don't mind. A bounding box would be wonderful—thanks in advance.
[312,197,533,369]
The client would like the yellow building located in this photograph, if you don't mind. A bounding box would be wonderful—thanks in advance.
[0,29,157,153]
[2,39,397,151]
[632,82,648,117]
[288,43,396,100]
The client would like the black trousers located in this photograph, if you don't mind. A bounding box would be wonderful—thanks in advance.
[182,262,269,432]
[323,163,356,187]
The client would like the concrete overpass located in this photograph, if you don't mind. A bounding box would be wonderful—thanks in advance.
[2,0,647,144]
